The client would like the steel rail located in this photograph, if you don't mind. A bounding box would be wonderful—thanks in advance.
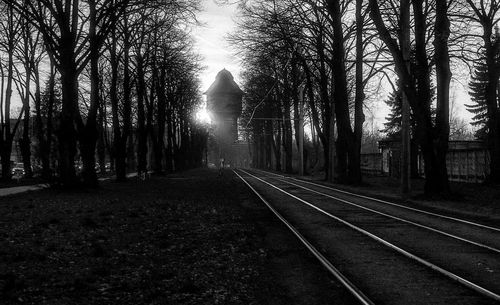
[264,175,500,254]
[239,169,500,302]
[255,169,500,233]
[233,170,375,305]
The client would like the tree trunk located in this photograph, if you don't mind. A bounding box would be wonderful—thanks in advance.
[1,141,13,181]
[369,0,450,195]
[58,61,79,186]
[34,66,49,179]
[43,63,56,179]
[154,65,167,174]
[136,55,148,174]
[259,129,265,168]
[122,19,133,175]
[166,107,174,172]
[291,58,301,152]
[1,23,15,181]
[97,101,106,175]
[351,0,366,185]
[272,120,282,171]
[265,119,273,169]
[314,32,333,181]
[412,0,445,194]
[146,64,155,171]
[278,76,294,173]
[433,0,452,192]
[109,25,126,181]
[79,0,99,187]
[483,27,500,183]
[326,0,355,183]
[20,47,33,178]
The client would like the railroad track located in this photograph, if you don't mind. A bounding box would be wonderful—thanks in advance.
[235,168,500,305]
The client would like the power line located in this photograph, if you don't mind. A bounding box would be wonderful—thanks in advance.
[245,43,299,129]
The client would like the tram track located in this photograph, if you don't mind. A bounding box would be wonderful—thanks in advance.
[254,169,500,255]
[234,170,375,305]
[235,168,500,304]
[256,168,500,233]
[252,168,500,255]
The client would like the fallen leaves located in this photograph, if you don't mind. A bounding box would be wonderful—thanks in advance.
[0,170,269,304]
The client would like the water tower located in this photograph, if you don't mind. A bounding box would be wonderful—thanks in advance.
[204,69,244,164]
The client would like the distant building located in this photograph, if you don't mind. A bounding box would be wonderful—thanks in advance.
[204,69,248,167]
[205,69,243,141]
[375,140,489,183]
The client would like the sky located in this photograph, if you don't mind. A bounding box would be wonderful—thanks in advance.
[4,1,243,122]
[192,0,473,130]
[4,0,472,130]
[193,0,243,94]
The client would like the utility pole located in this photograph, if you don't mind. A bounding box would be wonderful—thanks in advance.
[298,86,305,176]
[401,0,411,196]
[328,100,336,182]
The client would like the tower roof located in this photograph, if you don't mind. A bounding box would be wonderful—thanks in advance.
[204,69,244,96]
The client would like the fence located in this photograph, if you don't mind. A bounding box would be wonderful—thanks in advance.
[364,140,490,183]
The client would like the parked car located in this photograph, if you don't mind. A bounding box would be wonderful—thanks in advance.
[11,163,25,178]
[75,161,83,173]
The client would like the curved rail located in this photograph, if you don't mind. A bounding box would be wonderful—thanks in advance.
[234,170,375,305]
[255,169,500,233]
[239,169,500,302]
[264,174,500,254]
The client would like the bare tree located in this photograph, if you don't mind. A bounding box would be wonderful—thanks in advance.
[369,0,452,195]
[458,0,500,183]
[0,3,22,181]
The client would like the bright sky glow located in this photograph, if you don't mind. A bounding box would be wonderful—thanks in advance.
[191,1,474,131]
[195,107,212,124]
[193,0,243,94]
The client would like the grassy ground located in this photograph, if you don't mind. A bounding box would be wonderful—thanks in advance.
[6,168,496,304]
[0,170,260,304]
[0,177,48,189]
[0,169,340,305]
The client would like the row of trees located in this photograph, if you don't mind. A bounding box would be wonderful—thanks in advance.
[230,0,500,195]
[0,0,206,186]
